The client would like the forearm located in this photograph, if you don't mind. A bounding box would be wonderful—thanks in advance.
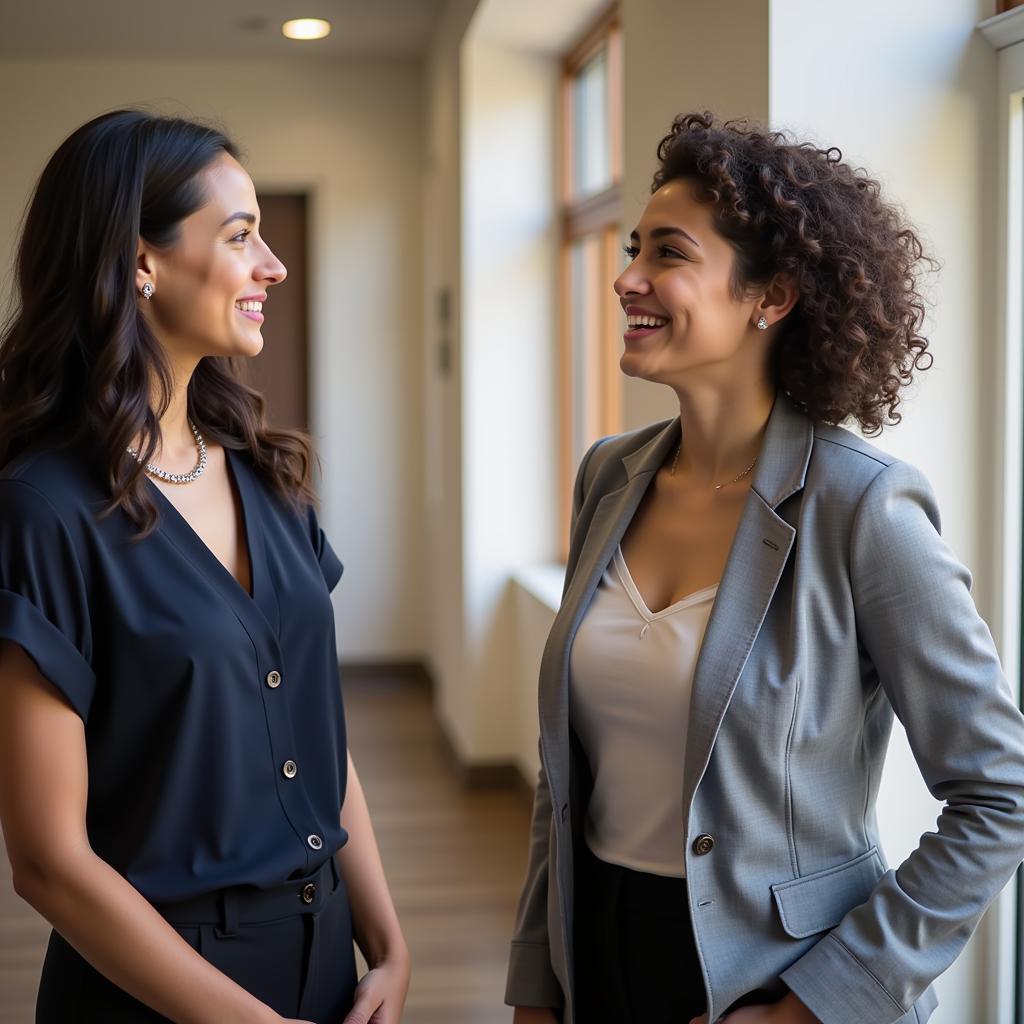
[337,751,407,967]
[14,846,279,1024]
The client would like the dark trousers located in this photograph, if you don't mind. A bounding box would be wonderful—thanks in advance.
[573,840,707,1023]
[36,858,357,1024]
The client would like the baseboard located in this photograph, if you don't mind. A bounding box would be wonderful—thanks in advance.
[340,660,433,690]
[339,659,534,799]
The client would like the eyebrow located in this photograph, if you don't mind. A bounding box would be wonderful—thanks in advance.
[220,212,257,228]
[630,226,701,248]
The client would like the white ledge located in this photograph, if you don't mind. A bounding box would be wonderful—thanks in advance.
[979,6,1024,50]
[512,564,565,613]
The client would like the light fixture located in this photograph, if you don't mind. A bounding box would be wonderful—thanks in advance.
[282,18,331,40]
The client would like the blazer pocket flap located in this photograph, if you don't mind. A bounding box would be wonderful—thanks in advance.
[771,847,884,939]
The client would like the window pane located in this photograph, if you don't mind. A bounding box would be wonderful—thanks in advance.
[573,44,611,199]
[569,232,605,468]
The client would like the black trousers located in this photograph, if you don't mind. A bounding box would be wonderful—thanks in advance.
[573,840,707,1023]
[36,858,357,1024]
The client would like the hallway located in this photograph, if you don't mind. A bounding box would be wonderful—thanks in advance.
[0,671,531,1023]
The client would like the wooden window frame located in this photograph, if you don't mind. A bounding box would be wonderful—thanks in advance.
[559,4,623,555]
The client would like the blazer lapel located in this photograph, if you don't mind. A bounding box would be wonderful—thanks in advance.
[681,393,813,818]
[539,392,814,808]
[539,419,679,799]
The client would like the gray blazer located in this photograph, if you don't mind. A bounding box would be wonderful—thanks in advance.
[505,392,1024,1024]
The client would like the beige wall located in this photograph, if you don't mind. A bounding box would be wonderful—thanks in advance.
[620,0,770,430]
[0,56,426,662]
[422,0,479,754]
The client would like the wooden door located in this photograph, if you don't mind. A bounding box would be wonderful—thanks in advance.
[251,193,309,432]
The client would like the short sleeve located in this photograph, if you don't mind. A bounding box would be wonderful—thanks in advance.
[0,479,96,719]
[306,502,343,594]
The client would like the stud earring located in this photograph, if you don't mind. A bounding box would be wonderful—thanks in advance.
[141,282,154,300]
[756,315,768,330]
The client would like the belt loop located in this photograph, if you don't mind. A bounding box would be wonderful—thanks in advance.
[217,888,239,938]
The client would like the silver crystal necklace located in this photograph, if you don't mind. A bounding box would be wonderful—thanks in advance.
[126,419,208,484]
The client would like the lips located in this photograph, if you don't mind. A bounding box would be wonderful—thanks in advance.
[623,307,669,342]
[235,297,265,323]
[626,313,669,330]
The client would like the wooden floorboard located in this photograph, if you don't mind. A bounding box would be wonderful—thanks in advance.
[0,671,531,1022]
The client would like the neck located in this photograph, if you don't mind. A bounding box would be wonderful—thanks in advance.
[672,376,776,486]
[132,357,199,462]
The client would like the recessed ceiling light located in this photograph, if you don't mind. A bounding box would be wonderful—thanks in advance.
[282,18,331,40]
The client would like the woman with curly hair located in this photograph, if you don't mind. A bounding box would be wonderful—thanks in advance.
[0,111,409,1023]
[506,111,1024,1024]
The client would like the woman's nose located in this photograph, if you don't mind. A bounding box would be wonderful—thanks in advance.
[261,243,287,286]
[614,263,649,298]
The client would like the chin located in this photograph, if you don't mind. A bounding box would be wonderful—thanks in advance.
[620,349,668,384]
[232,333,265,358]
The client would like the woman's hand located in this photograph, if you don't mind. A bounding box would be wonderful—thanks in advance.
[512,1008,559,1024]
[689,992,820,1024]
[341,951,411,1024]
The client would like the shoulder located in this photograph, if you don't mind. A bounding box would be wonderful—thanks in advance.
[811,422,897,473]
[806,422,940,535]
[0,438,107,531]
[579,419,674,484]
[808,422,908,500]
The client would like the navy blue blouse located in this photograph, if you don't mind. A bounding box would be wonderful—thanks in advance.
[0,437,348,903]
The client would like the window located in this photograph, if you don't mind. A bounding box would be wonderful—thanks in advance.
[560,5,623,549]
[981,16,1024,1022]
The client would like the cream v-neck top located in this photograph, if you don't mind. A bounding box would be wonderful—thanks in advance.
[569,545,718,878]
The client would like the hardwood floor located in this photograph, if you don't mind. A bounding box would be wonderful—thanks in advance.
[0,671,532,1023]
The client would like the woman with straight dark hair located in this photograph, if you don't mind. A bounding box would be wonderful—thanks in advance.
[0,110,409,1024]
[506,112,1024,1023]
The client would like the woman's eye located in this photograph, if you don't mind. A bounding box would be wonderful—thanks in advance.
[622,245,639,259]
[230,230,251,244]
[659,246,687,260]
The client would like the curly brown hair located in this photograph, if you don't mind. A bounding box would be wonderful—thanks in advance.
[653,112,936,433]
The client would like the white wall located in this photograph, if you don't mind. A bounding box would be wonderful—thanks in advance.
[423,0,479,755]
[423,0,602,763]
[460,38,561,759]
[770,4,999,1021]
[0,56,426,662]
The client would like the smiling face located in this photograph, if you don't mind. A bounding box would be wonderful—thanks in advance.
[136,152,286,363]
[614,177,769,390]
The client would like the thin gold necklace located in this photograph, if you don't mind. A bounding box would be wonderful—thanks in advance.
[670,442,757,490]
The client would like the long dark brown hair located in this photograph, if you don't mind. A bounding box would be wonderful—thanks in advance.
[0,109,317,536]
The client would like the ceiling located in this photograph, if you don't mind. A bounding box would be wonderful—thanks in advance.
[0,0,448,59]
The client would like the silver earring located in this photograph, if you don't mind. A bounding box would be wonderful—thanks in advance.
[141,282,154,300]
[756,315,768,330]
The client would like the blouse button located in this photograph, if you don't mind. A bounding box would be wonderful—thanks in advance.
[266,670,282,689]
[282,760,298,779]
[307,834,323,850]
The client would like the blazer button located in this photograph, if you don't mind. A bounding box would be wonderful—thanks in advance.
[692,833,715,856]
[301,882,317,904]
[266,670,282,689]
[307,834,323,850]
[282,760,298,779]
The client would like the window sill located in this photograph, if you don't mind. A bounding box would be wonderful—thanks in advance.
[511,565,565,613]
[979,6,1024,49]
